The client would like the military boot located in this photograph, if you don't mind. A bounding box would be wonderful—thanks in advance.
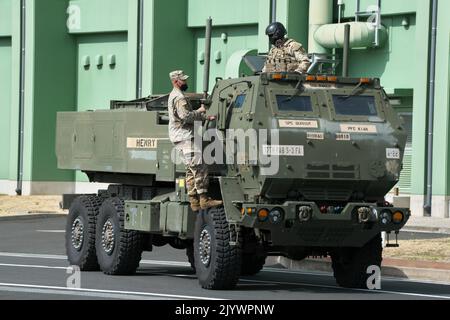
[199,194,223,210]
[189,195,201,212]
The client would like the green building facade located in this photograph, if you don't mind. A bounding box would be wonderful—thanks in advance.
[0,0,449,219]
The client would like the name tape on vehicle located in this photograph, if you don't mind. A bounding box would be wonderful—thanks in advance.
[127,138,159,149]
[336,133,351,141]
[386,148,401,160]
[307,132,325,140]
[279,120,319,129]
[340,124,377,134]
[263,145,304,157]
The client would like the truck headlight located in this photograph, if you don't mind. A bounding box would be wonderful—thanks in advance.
[269,208,284,224]
[379,209,392,225]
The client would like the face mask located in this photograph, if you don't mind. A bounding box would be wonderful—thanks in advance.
[180,84,189,92]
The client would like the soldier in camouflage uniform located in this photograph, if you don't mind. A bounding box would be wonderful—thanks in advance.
[168,70,223,211]
[262,22,311,74]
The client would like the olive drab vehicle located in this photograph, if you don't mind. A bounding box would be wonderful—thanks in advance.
[56,25,410,290]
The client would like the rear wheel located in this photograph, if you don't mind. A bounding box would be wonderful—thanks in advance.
[95,198,143,275]
[65,196,102,271]
[194,207,241,290]
[331,234,383,289]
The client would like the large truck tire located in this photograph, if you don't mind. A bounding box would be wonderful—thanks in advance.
[65,195,102,271]
[194,207,241,290]
[331,234,383,289]
[95,198,143,275]
[241,252,266,276]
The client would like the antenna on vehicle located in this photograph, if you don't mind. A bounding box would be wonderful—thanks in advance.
[203,17,212,100]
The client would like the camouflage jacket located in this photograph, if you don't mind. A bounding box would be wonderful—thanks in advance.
[168,88,205,144]
[262,39,311,74]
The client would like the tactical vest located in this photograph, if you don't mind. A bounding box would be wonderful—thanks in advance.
[265,40,300,73]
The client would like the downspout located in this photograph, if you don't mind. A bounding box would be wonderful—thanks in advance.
[337,0,344,24]
[271,0,277,23]
[308,0,333,54]
[16,0,26,196]
[424,0,438,215]
[136,0,144,98]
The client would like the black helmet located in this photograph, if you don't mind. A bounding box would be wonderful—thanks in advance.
[265,22,287,45]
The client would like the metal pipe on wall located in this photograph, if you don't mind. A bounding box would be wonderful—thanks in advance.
[375,0,381,47]
[271,0,277,23]
[337,0,344,23]
[16,0,26,196]
[136,0,144,98]
[342,24,350,77]
[424,0,439,215]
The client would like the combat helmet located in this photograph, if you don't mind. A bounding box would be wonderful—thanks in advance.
[265,22,287,45]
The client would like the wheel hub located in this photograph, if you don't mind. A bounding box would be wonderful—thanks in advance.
[101,219,115,255]
[199,229,212,267]
[71,217,84,251]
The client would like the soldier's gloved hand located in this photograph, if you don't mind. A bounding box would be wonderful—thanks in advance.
[197,105,206,113]
[207,115,216,121]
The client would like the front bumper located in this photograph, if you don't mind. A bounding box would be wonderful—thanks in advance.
[238,202,410,247]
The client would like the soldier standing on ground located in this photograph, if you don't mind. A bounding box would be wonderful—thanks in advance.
[168,70,223,211]
[262,22,311,74]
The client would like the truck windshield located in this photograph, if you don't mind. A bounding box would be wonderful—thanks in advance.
[332,95,377,116]
[276,95,313,112]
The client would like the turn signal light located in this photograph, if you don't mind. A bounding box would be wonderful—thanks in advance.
[306,75,316,81]
[272,73,284,80]
[257,209,270,222]
[360,78,371,84]
[316,75,327,81]
[327,76,338,82]
[392,211,404,224]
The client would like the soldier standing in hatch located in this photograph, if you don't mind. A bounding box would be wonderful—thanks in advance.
[168,70,223,211]
[262,22,311,74]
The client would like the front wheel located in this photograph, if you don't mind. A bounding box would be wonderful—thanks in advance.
[95,198,143,275]
[194,207,241,290]
[331,234,383,289]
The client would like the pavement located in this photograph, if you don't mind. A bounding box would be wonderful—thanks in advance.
[0,210,449,293]
[0,216,450,300]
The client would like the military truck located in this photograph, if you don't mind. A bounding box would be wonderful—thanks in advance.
[56,61,410,289]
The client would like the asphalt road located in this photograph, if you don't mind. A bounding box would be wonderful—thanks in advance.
[0,216,449,301]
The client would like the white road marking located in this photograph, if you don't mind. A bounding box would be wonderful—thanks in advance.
[0,283,225,300]
[0,252,66,260]
[1,252,450,299]
[36,230,65,233]
[0,286,166,300]
[0,263,68,270]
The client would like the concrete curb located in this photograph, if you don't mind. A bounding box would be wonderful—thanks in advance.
[270,257,450,284]
[0,213,67,222]
[402,226,450,235]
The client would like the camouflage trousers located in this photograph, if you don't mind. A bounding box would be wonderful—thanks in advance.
[175,139,209,196]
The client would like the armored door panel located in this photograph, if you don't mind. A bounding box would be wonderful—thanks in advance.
[94,122,114,159]
[156,140,175,181]
[73,120,94,159]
